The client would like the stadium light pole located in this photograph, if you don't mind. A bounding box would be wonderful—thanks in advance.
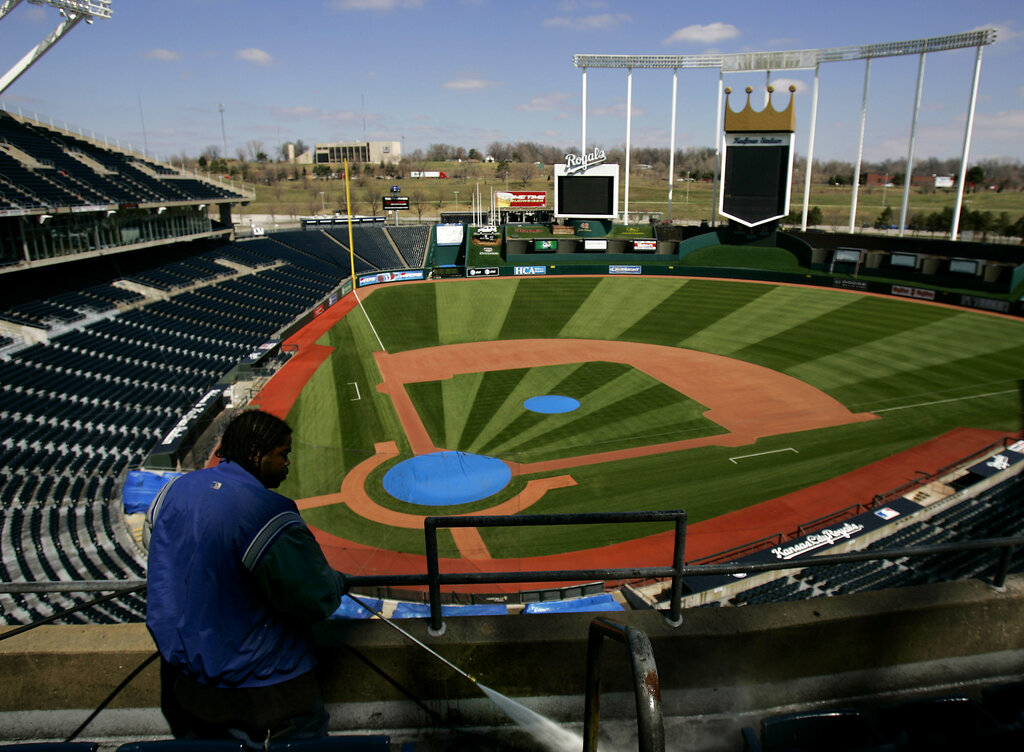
[574,30,995,237]
[623,67,633,223]
[951,43,985,241]
[219,103,227,161]
[898,52,927,237]
[581,66,587,154]
[800,64,820,232]
[849,59,871,234]
[666,68,678,223]
[0,0,112,96]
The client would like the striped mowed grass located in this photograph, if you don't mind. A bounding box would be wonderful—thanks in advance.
[287,277,1024,558]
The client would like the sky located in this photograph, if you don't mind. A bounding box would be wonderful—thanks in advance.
[0,0,1021,166]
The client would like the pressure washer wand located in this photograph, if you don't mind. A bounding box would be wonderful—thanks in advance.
[344,593,479,686]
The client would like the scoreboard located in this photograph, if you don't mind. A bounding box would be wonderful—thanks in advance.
[553,162,619,220]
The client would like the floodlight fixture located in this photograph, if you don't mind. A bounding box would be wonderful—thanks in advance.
[0,1,112,95]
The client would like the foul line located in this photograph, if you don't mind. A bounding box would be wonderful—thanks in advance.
[348,381,361,401]
[872,388,1019,413]
[729,447,798,464]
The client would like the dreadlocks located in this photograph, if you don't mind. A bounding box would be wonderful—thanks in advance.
[215,410,292,476]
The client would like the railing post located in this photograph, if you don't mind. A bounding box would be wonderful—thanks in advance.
[667,514,686,626]
[583,618,664,752]
[424,518,444,635]
[993,546,1014,591]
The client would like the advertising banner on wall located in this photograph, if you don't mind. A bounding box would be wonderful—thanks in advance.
[358,270,426,287]
[495,191,547,208]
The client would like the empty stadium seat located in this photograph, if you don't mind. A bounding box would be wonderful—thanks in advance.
[0,744,99,752]
[115,742,246,752]
[742,708,902,752]
[269,737,391,752]
[877,695,1015,752]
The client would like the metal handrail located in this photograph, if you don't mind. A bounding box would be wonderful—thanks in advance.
[422,511,688,632]
[1,534,1021,640]
[584,618,664,752]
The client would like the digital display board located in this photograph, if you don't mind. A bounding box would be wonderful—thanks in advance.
[554,163,619,219]
[435,224,464,246]
[719,133,793,227]
[382,196,410,210]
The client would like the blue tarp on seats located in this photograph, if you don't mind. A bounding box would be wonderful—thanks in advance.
[122,470,184,514]
[391,602,509,619]
[523,594,623,614]
[330,596,383,620]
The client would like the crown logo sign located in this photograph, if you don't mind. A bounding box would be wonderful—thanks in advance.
[723,85,797,133]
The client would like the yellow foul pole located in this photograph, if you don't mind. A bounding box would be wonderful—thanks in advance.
[343,159,355,282]
[343,159,386,352]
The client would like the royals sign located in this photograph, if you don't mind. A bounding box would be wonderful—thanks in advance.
[564,148,606,175]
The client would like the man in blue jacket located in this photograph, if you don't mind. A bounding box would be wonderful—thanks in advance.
[146,409,348,746]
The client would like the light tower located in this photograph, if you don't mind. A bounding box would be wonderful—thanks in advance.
[0,1,113,95]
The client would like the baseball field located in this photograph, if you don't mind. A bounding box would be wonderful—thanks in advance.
[262,275,1024,570]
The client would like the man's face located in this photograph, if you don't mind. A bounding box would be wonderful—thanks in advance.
[257,436,292,489]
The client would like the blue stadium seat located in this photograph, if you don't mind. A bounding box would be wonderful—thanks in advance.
[269,736,390,752]
[116,742,246,752]
[878,696,1009,752]
[0,744,99,752]
[742,708,902,752]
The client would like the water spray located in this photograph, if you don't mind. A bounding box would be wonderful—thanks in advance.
[343,593,478,686]
[343,593,593,752]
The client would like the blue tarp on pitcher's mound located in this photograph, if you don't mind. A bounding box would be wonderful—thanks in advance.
[383,450,512,506]
[523,395,580,414]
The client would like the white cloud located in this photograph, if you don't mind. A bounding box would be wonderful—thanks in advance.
[663,22,740,45]
[145,49,181,62]
[444,78,496,90]
[769,78,802,96]
[543,13,630,31]
[235,48,274,65]
[978,22,1020,45]
[330,0,423,10]
[517,93,572,112]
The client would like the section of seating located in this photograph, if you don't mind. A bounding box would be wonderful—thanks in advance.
[386,225,429,268]
[742,688,1024,751]
[0,238,347,625]
[0,111,243,208]
[700,475,1024,609]
[326,226,405,270]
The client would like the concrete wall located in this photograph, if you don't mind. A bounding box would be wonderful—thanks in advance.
[2,575,1023,749]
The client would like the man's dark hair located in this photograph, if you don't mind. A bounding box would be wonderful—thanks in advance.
[216,410,292,475]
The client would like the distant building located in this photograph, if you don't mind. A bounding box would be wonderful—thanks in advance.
[311,141,402,166]
[864,173,955,189]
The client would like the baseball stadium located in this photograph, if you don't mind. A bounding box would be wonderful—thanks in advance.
[1,4,1024,752]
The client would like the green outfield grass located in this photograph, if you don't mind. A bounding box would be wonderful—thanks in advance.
[280,277,1024,558]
